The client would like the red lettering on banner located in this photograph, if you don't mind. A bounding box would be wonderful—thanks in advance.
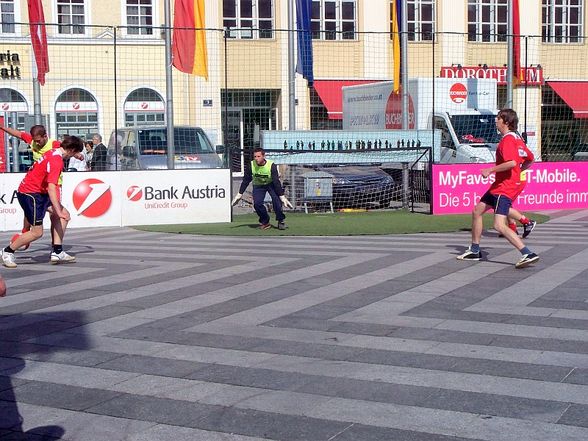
[440,66,543,86]
[385,91,415,129]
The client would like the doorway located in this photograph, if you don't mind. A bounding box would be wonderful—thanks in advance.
[221,89,279,174]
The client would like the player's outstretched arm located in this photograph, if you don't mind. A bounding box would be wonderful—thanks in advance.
[0,125,22,140]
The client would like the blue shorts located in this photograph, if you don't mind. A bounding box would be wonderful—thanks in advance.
[17,192,50,226]
[480,191,512,216]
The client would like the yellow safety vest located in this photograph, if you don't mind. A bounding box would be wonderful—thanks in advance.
[251,160,273,186]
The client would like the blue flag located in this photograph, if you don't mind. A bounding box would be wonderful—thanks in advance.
[295,0,314,86]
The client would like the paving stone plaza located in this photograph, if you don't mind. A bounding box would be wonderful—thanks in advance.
[1,209,588,440]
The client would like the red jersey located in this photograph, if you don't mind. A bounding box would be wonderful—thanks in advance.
[18,149,64,194]
[517,138,534,179]
[489,132,524,200]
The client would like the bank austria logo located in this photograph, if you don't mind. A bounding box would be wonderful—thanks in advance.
[72,178,112,218]
[127,185,143,202]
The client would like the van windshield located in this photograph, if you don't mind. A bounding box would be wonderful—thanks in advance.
[138,128,215,155]
[450,114,501,145]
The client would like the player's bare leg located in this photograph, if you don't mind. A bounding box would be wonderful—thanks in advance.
[47,206,76,264]
[10,225,44,250]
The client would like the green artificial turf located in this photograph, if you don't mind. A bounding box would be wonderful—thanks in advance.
[135,210,550,236]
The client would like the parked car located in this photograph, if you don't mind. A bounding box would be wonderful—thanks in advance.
[107,126,223,170]
[295,165,398,208]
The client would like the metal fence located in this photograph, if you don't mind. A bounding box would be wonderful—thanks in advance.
[2,25,588,174]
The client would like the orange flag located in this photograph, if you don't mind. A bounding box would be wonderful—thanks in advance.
[391,0,401,93]
[172,0,208,79]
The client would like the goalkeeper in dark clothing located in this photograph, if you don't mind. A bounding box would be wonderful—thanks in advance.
[232,147,293,230]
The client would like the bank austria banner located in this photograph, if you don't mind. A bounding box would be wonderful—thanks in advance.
[0,169,231,231]
[432,162,588,214]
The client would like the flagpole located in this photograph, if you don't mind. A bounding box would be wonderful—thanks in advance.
[506,1,514,108]
[164,0,175,169]
[401,0,409,129]
[288,0,296,130]
[32,77,42,125]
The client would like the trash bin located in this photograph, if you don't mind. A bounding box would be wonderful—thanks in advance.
[301,171,334,213]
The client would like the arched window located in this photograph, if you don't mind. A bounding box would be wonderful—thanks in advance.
[124,88,165,126]
[55,88,98,139]
[0,88,28,129]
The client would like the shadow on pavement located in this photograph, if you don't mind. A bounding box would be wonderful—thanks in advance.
[0,311,90,440]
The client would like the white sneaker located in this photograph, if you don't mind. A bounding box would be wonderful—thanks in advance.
[2,249,17,268]
[50,251,76,264]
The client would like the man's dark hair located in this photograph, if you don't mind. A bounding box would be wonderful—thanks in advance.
[61,135,84,153]
[497,108,518,131]
[253,147,265,155]
[30,125,47,137]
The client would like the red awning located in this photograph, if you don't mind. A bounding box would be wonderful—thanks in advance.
[548,81,588,119]
[314,79,381,120]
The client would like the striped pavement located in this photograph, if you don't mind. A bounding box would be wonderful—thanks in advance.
[1,209,588,440]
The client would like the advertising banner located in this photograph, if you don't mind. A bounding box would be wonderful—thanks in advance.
[61,171,123,228]
[0,169,231,231]
[0,173,26,231]
[261,129,441,164]
[119,169,231,226]
[433,162,588,214]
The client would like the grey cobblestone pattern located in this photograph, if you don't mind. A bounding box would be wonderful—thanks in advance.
[1,209,588,440]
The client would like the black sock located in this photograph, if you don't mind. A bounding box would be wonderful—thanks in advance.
[53,245,63,254]
[4,246,14,254]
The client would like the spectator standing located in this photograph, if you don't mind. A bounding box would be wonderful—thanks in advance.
[90,134,107,171]
[67,147,89,171]
[85,140,94,167]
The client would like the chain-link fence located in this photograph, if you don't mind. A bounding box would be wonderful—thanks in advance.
[2,25,588,201]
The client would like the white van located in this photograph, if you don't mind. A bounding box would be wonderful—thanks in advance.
[107,126,223,170]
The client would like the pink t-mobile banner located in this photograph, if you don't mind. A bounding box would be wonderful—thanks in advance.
[432,162,588,214]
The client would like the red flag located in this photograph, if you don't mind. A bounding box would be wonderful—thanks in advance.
[172,0,208,79]
[513,0,523,84]
[28,0,49,85]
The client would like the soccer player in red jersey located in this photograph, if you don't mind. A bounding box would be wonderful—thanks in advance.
[0,124,84,260]
[1,136,84,269]
[457,109,539,269]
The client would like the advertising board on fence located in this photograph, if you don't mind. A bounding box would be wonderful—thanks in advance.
[433,162,588,214]
[0,169,231,231]
[261,129,440,164]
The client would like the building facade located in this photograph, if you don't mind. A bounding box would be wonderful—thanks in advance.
[0,0,587,167]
